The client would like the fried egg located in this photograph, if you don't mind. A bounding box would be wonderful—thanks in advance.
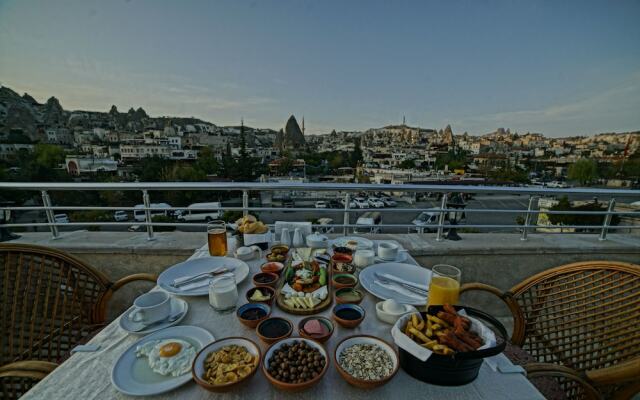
[135,338,196,377]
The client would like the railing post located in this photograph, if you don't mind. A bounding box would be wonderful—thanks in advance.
[343,193,350,236]
[242,190,249,217]
[41,190,59,239]
[142,189,155,241]
[521,195,537,241]
[599,198,616,241]
[435,193,448,242]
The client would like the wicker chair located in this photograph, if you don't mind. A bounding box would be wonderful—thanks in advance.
[0,243,157,399]
[460,261,640,400]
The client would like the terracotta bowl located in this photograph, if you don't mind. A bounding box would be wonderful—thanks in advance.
[261,262,285,275]
[334,335,399,389]
[246,285,276,305]
[334,288,364,305]
[332,304,365,329]
[298,316,335,343]
[237,302,271,329]
[262,338,329,392]
[192,337,261,392]
[252,272,279,288]
[256,317,293,344]
[332,273,358,289]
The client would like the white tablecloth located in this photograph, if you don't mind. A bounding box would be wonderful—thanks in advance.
[22,241,544,400]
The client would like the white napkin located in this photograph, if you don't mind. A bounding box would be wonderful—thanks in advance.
[379,272,429,291]
[244,231,272,246]
[374,280,426,302]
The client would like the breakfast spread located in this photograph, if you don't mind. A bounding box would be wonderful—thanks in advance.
[202,345,259,385]
[266,340,326,384]
[135,338,196,377]
[338,343,394,381]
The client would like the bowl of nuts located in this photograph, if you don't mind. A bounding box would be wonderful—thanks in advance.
[334,335,399,389]
[262,338,329,392]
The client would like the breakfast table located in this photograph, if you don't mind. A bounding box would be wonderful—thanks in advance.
[21,239,546,400]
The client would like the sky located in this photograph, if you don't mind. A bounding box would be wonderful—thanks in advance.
[1,0,639,136]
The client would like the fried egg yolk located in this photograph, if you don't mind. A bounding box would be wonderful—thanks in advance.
[159,342,182,357]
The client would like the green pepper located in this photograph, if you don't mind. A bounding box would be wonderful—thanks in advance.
[318,267,327,286]
[284,265,295,283]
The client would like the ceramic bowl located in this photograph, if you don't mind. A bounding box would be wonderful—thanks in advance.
[245,285,276,305]
[298,316,335,343]
[334,288,364,305]
[306,233,328,248]
[252,272,279,288]
[332,273,358,289]
[332,304,365,329]
[256,317,293,344]
[262,338,329,392]
[375,301,416,325]
[192,337,261,392]
[260,262,285,275]
[334,335,399,389]
[237,302,271,329]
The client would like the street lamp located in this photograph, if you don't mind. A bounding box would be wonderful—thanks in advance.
[445,194,466,241]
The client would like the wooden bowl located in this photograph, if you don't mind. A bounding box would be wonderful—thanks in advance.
[192,337,261,392]
[331,253,355,274]
[298,316,335,343]
[335,288,364,305]
[246,285,276,305]
[332,273,358,289]
[237,302,271,329]
[334,335,399,389]
[332,304,365,329]
[261,262,285,275]
[256,317,293,344]
[252,272,279,288]
[262,338,329,392]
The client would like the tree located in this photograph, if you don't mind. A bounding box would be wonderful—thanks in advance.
[398,159,417,169]
[568,159,598,186]
[195,147,220,176]
[548,196,619,228]
[34,144,65,169]
[350,138,363,167]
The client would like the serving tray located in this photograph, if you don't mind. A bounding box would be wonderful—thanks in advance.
[275,261,333,315]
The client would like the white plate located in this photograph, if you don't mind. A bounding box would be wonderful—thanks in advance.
[119,297,188,335]
[111,325,214,396]
[359,262,431,306]
[157,257,250,297]
[329,236,374,250]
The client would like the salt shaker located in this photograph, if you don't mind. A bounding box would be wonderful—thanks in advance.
[280,228,291,246]
[292,228,304,248]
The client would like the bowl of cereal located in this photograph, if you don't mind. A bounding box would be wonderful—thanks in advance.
[192,337,261,392]
[334,335,399,389]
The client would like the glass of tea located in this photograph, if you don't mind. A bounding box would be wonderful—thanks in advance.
[427,264,461,307]
[207,220,228,256]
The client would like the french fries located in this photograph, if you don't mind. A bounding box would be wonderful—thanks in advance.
[402,304,484,356]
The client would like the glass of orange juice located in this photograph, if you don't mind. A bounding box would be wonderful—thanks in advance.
[207,220,228,256]
[427,264,461,307]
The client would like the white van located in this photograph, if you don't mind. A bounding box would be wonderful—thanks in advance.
[354,211,382,234]
[411,209,440,233]
[178,202,222,222]
[133,203,172,222]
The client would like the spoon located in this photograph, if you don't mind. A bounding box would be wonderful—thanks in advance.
[129,311,183,332]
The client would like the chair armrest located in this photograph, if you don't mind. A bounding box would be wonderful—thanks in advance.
[111,273,157,292]
[525,362,601,400]
[460,282,505,297]
[0,360,58,380]
[585,358,640,386]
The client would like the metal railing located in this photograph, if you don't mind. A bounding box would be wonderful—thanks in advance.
[1,181,639,241]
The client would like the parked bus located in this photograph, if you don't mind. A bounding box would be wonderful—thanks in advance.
[178,202,222,222]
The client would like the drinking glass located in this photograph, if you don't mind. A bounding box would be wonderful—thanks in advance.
[427,264,461,307]
[207,220,227,256]
[208,275,238,313]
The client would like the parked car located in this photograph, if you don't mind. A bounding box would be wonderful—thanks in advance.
[368,197,385,208]
[339,198,357,209]
[114,211,128,221]
[381,197,397,207]
[178,202,222,222]
[411,209,440,233]
[328,199,342,209]
[315,201,328,208]
[127,224,143,232]
[54,214,69,224]
[133,203,172,222]
[354,211,382,234]
[353,197,369,209]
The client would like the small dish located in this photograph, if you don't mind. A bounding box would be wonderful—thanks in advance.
[332,304,365,329]
[334,335,399,389]
[237,303,271,329]
[256,317,293,344]
[332,246,353,256]
[375,300,416,325]
[261,262,285,275]
[262,338,329,392]
[252,272,279,287]
[298,316,335,343]
[192,337,261,392]
[332,273,358,289]
[306,232,328,248]
[266,245,289,262]
[335,288,364,305]
[245,285,275,305]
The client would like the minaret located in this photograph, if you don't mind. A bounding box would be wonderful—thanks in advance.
[302,116,305,135]
[403,115,406,125]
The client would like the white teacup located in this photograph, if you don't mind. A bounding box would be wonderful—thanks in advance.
[354,249,375,268]
[130,291,171,324]
[235,245,262,260]
[377,242,400,261]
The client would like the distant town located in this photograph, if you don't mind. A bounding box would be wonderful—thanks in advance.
[1,85,638,189]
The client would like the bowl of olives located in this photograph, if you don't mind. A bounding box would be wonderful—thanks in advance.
[266,244,290,263]
[262,338,328,392]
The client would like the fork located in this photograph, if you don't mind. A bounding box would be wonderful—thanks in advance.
[374,273,429,296]
[171,267,233,288]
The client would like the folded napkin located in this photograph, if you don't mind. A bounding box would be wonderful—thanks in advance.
[485,354,526,374]
[374,280,426,302]
[379,272,429,292]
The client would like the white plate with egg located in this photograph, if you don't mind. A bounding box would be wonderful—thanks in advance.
[111,325,214,396]
[329,236,374,250]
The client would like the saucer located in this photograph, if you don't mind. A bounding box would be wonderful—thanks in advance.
[119,296,188,335]
[375,251,408,263]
